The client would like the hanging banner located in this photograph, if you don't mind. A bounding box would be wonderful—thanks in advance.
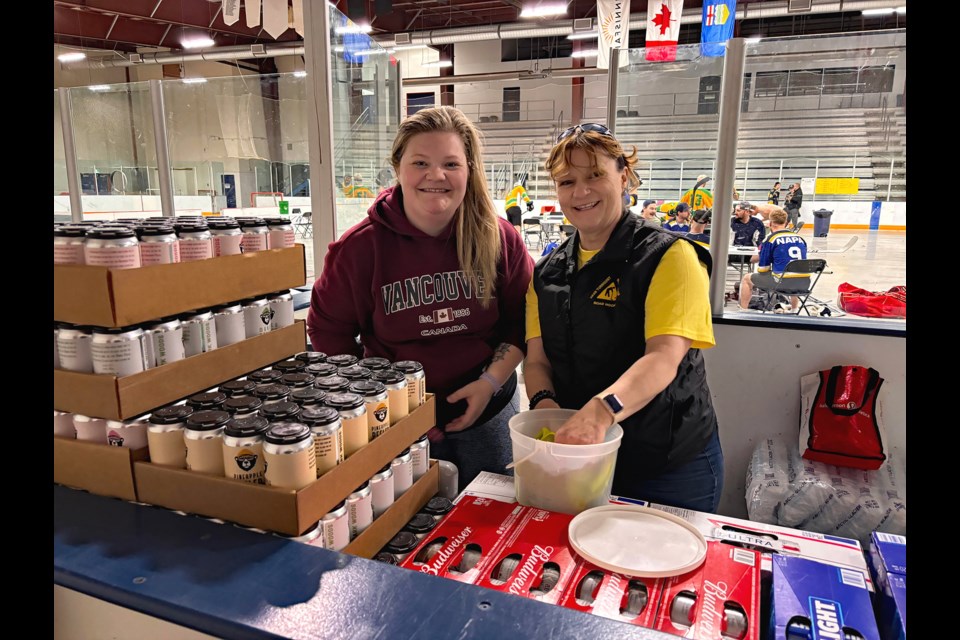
[645,0,684,62]
[246,0,262,28]
[222,0,240,26]
[701,0,737,57]
[597,0,630,70]
[292,0,304,36]
[263,0,289,38]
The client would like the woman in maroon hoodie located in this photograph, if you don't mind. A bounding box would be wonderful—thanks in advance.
[307,106,534,490]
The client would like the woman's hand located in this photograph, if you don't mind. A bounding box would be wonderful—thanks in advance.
[554,398,611,445]
[445,380,495,433]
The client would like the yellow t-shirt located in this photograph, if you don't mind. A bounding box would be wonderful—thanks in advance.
[525,241,715,349]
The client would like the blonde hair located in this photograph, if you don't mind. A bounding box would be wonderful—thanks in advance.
[545,130,640,192]
[769,210,788,225]
[390,106,501,307]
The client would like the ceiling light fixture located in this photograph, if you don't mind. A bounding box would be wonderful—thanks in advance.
[567,32,598,40]
[183,77,208,84]
[570,50,598,58]
[89,85,111,91]
[861,8,895,15]
[896,6,906,13]
[58,52,87,62]
[745,37,762,44]
[182,36,215,49]
[354,48,392,55]
[423,60,453,68]
[294,71,307,77]
[520,3,567,18]
[335,23,373,34]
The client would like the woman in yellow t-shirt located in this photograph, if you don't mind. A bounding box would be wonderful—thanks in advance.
[523,123,724,512]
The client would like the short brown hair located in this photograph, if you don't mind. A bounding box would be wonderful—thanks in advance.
[546,131,640,191]
[770,210,788,225]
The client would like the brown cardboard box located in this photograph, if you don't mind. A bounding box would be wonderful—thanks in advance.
[344,461,439,559]
[54,245,306,327]
[54,437,149,501]
[54,321,306,420]
[134,395,436,535]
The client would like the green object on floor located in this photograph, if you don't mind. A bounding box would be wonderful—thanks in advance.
[279,200,289,215]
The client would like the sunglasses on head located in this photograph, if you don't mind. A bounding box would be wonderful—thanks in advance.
[556,123,615,143]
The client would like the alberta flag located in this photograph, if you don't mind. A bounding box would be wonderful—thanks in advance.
[701,0,737,57]
[645,0,684,62]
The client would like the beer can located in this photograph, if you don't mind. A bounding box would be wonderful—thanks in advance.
[321,501,350,552]
[247,369,283,385]
[295,351,327,365]
[382,531,419,562]
[138,225,181,265]
[268,291,294,330]
[391,448,414,499]
[223,396,263,417]
[409,435,430,480]
[369,464,395,518]
[392,360,426,412]
[273,358,306,374]
[346,482,374,540]
[301,406,344,476]
[326,354,359,368]
[84,226,141,269]
[275,522,321,546]
[422,496,454,517]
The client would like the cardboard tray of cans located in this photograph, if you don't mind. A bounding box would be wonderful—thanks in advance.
[54,321,306,421]
[53,437,149,502]
[134,395,436,536]
[344,460,440,559]
[54,245,306,328]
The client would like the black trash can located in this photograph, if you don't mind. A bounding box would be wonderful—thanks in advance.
[813,209,833,237]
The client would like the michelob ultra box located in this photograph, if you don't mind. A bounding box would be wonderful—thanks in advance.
[399,495,524,584]
[557,559,664,628]
[770,554,880,640]
[654,541,762,639]
[472,506,578,605]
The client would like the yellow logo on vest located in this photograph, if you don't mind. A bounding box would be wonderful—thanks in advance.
[590,277,620,307]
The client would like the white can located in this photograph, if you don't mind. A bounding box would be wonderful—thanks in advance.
[90,326,152,377]
[181,310,219,356]
[369,465,395,519]
[409,434,430,481]
[176,223,214,262]
[242,298,274,338]
[105,418,149,449]
[147,405,194,468]
[56,325,94,373]
[321,501,350,551]
[53,225,87,265]
[275,523,322,545]
[209,218,244,256]
[301,406,344,476]
[54,323,61,368]
[346,482,374,540]
[84,226,141,270]
[268,292,295,331]
[265,217,296,249]
[239,219,269,253]
[73,414,108,444]
[138,226,181,265]
[391,448,414,499]
[393,360,426,412]
[213,303,247,347]
[54,410,76,438]
[145,318,185,367]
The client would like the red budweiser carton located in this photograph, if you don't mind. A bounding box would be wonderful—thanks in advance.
[399,495,524,584]
[558,559,664,627]
[655,541,762,640]
[473,507,578,604]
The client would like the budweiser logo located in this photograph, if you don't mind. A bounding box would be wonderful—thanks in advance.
[507,545,553,595]
[699,580,729,637]
[593,573,623,612]
[419,527,473,576]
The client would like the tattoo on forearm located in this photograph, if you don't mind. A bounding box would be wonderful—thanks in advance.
[490,343,511,364]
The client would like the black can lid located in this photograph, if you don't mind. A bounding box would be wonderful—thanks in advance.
[329,499,347,512]
[69,220,101,227]
[371,369,406,385]
[54,225,88,238]
[314,375,350,392]
[219,379,257,396]
[324,391,365,410]
[175,221,210,233]
[223,396,263,414]
[91,325,143,334]
[264,422,312,445]
[185,410,231,430]
[339,365,373,380]
[149,405,195,424]
[261,401,302,421]
[348,380,386,396]
[86,226,136,239]
[264,217,291,226]
[239,217,267,228]
[373,552,399,565]
[306,363,338,377]
[207,217,240,229]
[280,372,316,388]
[295,351,327,364]
[273,359,307,373]
[378,463,393,474]
[385,531,420,554]
[404,513,438,533]
[139,225,177,236]
[253,383,291,400]
[415,433,429,444]
[300,405,340,426]
[393,360,424,373]
[398,447,411,457]
[247,369,283,384]
[353,480,370,492]
[326,354,359,367]
[186,391,227,409]
[423,496,454,515]
[224,415,270,437]
[290,387,326,406]
[358,357,392,371]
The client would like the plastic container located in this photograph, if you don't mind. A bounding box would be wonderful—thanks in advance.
[508,409,623,515]
[813,209,833,237]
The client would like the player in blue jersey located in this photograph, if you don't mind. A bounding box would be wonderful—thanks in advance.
[664,202,692,233]
[738,209,810,311]
[685,209,711,247]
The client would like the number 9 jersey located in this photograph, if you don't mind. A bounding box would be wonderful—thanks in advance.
[757,229,808,277]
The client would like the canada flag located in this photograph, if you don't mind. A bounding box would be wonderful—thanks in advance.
[434,307,454,324]
[645,0,685,62]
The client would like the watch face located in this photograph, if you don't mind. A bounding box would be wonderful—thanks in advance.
[604,394,624,414]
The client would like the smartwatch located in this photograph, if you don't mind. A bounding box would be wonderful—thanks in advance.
[594,393,624,421]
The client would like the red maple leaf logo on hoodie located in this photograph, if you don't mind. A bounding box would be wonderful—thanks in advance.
[652,3,673,35]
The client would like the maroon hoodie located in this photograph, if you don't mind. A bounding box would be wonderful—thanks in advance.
[307,186,533,425]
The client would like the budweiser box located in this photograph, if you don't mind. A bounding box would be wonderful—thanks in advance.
[655,541,762,640]
[770,554,880,640]
[473,507,578,605]
[557,560,664,628]
[457,471,520,504]
[54,244,306,327]
[400,495,525,583]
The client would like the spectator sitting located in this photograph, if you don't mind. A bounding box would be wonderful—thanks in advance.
[731,201,766,247]
[640,199,663,228]
[686,209,711,247]
[739,210,810,312]
[664,203,692,233]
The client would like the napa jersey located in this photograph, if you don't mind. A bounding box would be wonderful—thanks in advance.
[758,230,808,277]
[680,188,714,211]
[685,232,710,248]
[505,185,531,209]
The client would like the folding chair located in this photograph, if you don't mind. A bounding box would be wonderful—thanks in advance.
[522,219,543,250]
[761,259,828,316]
[294,210,313,239]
